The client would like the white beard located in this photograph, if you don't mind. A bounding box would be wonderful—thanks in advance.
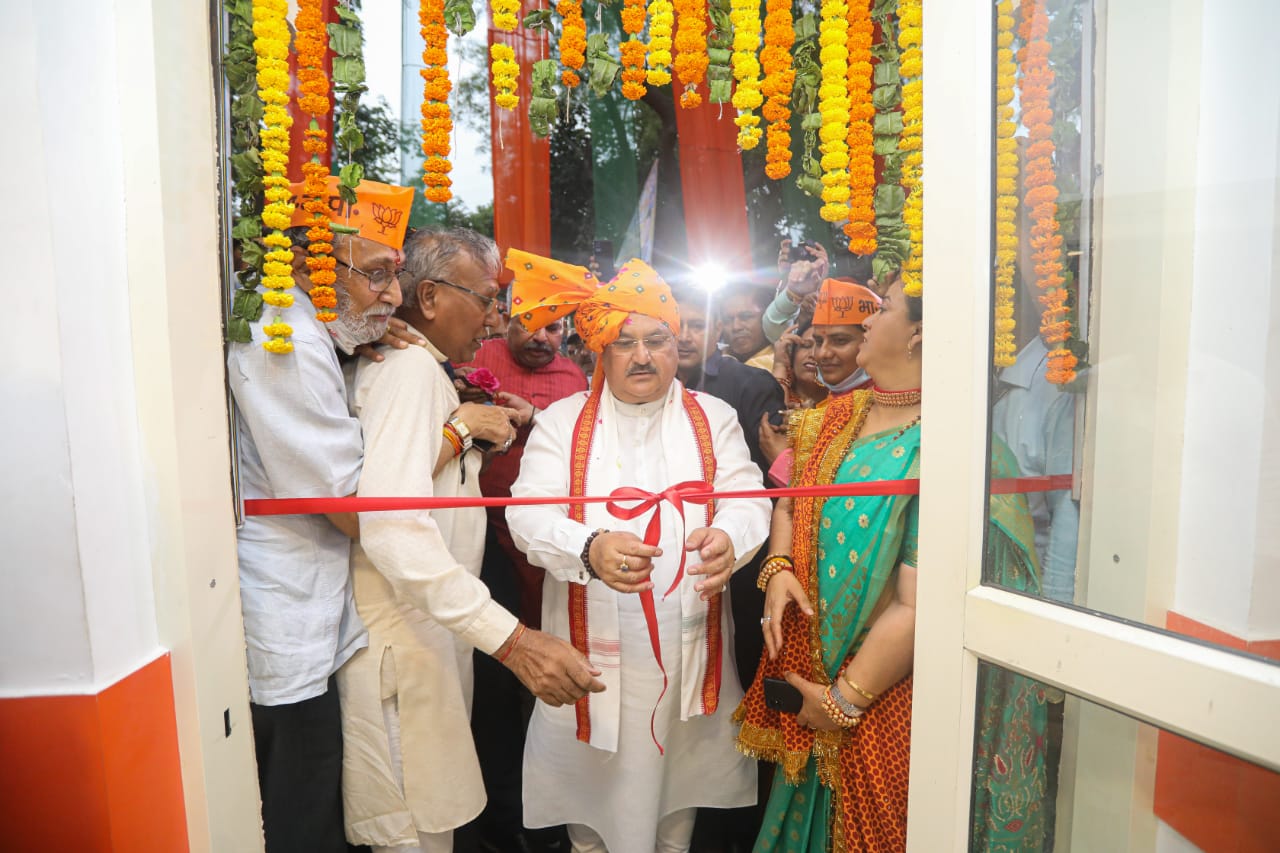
[328,287,394,354]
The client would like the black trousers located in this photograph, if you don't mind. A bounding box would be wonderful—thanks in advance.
[251,677,350,853]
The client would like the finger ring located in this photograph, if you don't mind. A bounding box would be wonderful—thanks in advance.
[760,616,772,625]
[619,558,630,573]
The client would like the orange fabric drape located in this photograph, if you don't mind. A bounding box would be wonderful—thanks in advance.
[286,0,338,181]
[673,94,751,271]
[490,6,551,256]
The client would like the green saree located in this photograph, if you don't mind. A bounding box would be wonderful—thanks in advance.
[737,391,1047,852]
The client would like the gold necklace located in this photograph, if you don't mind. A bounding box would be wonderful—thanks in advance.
[871,385,921,407]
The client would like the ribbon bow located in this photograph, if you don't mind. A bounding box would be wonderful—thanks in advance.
[605,480,713,754]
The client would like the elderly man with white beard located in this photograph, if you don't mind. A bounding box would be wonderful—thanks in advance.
[337,227,606,853]
[226,177,414,853]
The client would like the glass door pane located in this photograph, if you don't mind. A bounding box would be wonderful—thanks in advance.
[980,0,1280,669]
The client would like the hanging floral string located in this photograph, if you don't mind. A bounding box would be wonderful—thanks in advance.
[1019,0,1075,383]
[842,0,876,254]
[816,0,851,222]
[557,0,587,87]
[620,0,649,99]
[420,0,454,203]
[673,0,708,107]
[730,0,764,149]
[491,0,519,29]
[645,0,674,87]
[490,0,521,110]
[898,0,923,296]
[252,0,295,354]
[295,0,337,325]
[491,43,520,110]
[760,0,795,179]
[993,0,1019,367]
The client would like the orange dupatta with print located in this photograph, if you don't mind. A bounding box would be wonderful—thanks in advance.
[565,385,723,746]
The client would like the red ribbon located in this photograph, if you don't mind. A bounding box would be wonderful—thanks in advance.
[242,475,1073,517]
[603,481,712,754]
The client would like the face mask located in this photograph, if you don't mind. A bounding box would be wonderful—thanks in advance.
[817,366,868,394]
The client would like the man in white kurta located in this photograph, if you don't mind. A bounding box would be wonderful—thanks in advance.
[338,228,605,853]
[504,251,772,853]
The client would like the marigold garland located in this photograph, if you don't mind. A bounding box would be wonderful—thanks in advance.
[645,0,674,87]
[898,0,923,296]
[252,0,295,353]
[816,0,850,222]
[420,0,454,203]
[491,0,519,30]
[1019,0,1075,383]
[490,0,521,111]
[842,0,875,254]
[295,0,338,325]
[673,0,708,108]
[992,0,1019,367]
[621,0,649,100]
[730,0,764,149]
[760,0,795,179]
[557,0,586,88]
[491,43,520,111]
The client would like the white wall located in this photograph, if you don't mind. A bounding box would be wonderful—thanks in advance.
[1174,0,1280,640]
[1,0,158,697]
[2,1,265,849]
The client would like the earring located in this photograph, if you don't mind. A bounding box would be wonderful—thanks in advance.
[907,345,914,360]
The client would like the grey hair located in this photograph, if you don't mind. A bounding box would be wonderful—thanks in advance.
[399,226,502,311]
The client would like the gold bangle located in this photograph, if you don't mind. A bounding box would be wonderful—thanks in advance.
[841,669,877,703]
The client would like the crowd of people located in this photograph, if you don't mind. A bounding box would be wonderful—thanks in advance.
[229,177,1065,853]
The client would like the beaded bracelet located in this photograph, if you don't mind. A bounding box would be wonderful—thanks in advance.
[580,528,607,579]
[756,554,794,592]
[820,685,864,728]
[496,623,527,664]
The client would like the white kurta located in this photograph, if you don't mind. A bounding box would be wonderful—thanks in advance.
[338,334,520,847]
[508,380,771,853]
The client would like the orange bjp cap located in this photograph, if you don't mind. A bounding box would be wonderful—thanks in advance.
[811,278,882,326]
[289,176,415,250]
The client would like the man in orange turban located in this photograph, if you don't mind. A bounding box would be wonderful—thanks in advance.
[228,176,413,853]
[504,251,772,853]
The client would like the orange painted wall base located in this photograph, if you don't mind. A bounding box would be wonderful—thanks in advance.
[0,653,188,852]
[1153,612,1280,853]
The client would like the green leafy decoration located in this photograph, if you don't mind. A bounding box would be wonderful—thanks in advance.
[222,0,267,341]
[587,34,621,98]
[529,59,560,138]
[868,0,907,280]
[444,0,477,37]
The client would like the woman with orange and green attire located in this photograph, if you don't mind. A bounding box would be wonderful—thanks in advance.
[736,276,1048,851]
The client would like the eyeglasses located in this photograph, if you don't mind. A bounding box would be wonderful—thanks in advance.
[335,258,399,293]
[609,333,676,354]
[430,278,500,312]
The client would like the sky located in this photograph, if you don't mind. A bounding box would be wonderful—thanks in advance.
[362,0,495,211]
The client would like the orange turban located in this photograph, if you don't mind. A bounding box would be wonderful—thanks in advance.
[289,176,414,250]
[506,250,680,352]
[812,278,882,326]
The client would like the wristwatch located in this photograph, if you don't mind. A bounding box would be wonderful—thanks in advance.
[447,415,474,452]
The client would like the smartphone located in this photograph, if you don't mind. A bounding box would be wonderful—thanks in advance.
[787,239,819,262]
[762,676,804,714]
[592,239,616,281]
[767,409,787,428]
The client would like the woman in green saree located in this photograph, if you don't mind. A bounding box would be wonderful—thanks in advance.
[736,277,1047,851]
